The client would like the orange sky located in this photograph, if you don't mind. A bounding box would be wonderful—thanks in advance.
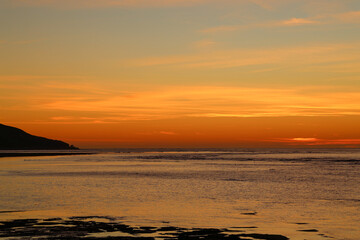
[8,115,360,148]
[1,0,360,148]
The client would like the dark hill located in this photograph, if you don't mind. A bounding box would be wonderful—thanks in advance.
[0,124,78,150]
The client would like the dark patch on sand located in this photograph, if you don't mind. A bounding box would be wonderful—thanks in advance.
[318,233,334,238]
[0,216,292,240]
[0,210,25,214]
[44,217,65,221]
[223,178,243,182]
[230,226,258,229]
[158,226,185,231]
[241,212,257,216]
[298,229,319,232]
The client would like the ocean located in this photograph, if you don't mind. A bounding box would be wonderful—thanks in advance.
[0,149,359,240]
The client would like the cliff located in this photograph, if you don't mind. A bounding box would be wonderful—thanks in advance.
[0,124,78,150]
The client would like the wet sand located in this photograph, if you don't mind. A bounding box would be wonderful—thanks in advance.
[0,216,293,240]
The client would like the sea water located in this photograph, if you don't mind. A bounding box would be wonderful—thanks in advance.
[0,149,359,240]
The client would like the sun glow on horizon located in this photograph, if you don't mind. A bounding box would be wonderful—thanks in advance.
[1,0,360,148]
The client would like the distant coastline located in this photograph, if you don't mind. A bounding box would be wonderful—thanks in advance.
[0,151,96,158]
[0,123,79,150]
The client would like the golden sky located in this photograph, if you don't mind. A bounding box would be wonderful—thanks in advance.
[1,0,360,148]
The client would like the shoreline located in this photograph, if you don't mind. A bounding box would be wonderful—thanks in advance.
[0,152,96,158]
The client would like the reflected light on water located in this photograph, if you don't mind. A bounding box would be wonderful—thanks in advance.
[0,149,359,240]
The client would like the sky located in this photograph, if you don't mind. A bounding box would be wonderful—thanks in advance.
[1,0,360,148]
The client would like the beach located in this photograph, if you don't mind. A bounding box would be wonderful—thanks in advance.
[0,149,359,239]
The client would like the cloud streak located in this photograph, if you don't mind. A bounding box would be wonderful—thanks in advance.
[201,17,321,33]
[201,10,360,34]
[8,0,348,10]
[272,138,360,146]
[35,86,360,122]
[281,18,318,26]
[334,10,360,23]
[8,0,216,8]
[126,43,360,69]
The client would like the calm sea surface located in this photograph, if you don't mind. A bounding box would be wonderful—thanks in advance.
[0,149,359,240]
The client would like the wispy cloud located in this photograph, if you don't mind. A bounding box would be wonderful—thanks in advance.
[2,78,360,125]
[159,131,177,135]
[272,138,360,146]
[201,17,320,33]
[201,9,360,34]
[8,0,212,8]
[333,10,360,23]
[249,0,293,10]
[201,25,241,34]
[291,138,317,142]
[7,0,294,9]
[9,0,348,11]
[35,86,360,122]
[126,43,359,69]
[280,17,318,26]
[51,116,74,121]
[193,39,217,49]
